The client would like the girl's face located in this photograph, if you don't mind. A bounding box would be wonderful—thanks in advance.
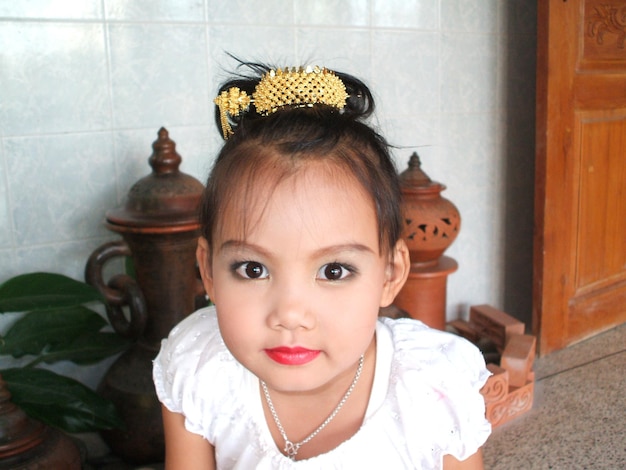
[197,161,409,394]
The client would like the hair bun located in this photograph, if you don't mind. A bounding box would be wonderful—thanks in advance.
[335,71,375,119]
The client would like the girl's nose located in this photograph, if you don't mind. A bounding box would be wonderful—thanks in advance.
[267,281,316,330]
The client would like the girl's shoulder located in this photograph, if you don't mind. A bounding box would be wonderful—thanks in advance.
[154,305,228,380]
[379,315,490,382]
[373,316,492,466]
[153,306,249,437]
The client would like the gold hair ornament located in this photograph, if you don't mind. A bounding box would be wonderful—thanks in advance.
[214,66,348,139]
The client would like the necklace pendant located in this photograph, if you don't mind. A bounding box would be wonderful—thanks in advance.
[284,440,299,460]
[262,355,364,462]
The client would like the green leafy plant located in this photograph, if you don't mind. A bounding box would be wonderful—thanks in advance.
[0,272,129,433]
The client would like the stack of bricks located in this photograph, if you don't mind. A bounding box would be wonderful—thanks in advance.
[448,304,536,428]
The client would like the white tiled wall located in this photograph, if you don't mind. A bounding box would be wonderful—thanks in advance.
[0,0,537,325]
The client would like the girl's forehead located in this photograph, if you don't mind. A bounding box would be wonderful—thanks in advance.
[216,161,376,241]
[236,157,366,202]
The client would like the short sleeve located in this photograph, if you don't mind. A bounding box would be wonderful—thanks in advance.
[152,306,242,439]
[383,317,492,467]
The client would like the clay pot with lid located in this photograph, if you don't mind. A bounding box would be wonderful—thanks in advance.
[392,153,461,330]
[85,128,205,464]
[399,152,461,266]
[0,374,81,469]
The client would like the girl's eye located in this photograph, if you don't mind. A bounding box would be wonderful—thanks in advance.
[317,263,353,281]
[234,261,269,280]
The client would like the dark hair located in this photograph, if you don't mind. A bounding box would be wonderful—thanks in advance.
[200,62,403,255]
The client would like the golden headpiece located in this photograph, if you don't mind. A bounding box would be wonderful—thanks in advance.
[214,66,348,139]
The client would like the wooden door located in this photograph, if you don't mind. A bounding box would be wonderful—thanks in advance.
[534,0,626,354]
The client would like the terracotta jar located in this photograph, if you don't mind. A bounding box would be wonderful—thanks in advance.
[398,152,461,266]
[85,128,205,464]
[0,375,81,469]
[393,153,460,330]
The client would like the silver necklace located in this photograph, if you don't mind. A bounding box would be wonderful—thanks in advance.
[261,354,364,460]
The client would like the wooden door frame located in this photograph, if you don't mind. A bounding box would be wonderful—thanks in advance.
[533,0,569,355]
[533,0,626,355]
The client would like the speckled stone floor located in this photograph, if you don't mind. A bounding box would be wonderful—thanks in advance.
[483,322,626,470]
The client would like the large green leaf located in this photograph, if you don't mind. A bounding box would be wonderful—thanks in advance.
[0,307,107,358]
[0,272,103,313]
[1,368,124,433]
[43,332,130,365]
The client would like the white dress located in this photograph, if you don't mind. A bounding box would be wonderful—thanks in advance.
[153,306,492,469]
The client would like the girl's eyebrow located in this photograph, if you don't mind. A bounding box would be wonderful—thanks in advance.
[218,240,376,257]
[219,240,270,256]
[311,243,376,258]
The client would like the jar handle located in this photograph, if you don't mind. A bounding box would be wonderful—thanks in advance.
[85,240,147,340]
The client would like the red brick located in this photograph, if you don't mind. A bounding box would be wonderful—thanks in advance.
[469,304,525,350]
[500,334,536,388]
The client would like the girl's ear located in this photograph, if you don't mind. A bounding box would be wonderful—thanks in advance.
[380,239,410,308]
[196,237,216,301]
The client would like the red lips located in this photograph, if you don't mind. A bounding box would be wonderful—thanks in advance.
[265,347,320,365]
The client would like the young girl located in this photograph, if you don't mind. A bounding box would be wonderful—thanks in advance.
[153,62,491,469]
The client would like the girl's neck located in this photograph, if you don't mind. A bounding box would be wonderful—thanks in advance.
[260,337,377,461]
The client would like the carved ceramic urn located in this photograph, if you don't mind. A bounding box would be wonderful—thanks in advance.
[85,128,205,463]
[398,152,460,265]
[393,152,460,330]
